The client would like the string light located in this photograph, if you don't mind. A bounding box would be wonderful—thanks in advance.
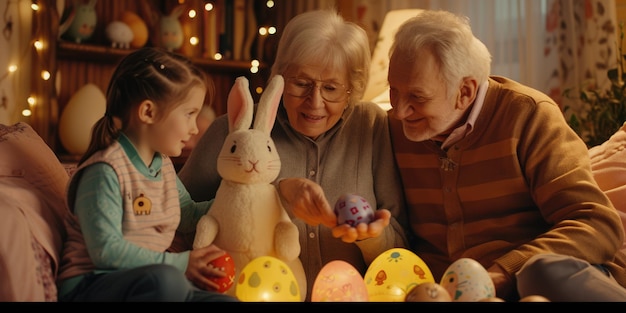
[16,0,278,121]
[1,1,46,118]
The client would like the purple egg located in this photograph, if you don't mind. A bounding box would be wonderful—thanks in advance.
[334,194,374,227]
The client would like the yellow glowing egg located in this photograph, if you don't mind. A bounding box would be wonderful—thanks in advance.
[439,258,495,301]
[311,260,368,302]
[363,248,435,302]
[235,256,301,302]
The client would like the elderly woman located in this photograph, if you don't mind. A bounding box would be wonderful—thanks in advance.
[178,9,408,300]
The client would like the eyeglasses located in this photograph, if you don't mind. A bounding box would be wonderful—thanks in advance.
[284,77,351,103]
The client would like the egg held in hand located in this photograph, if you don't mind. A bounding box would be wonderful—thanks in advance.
[208,252,236,293]
[333,194,375,227]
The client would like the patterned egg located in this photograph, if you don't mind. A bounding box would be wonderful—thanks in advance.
[311,260,368,302]
[334,194,375,227]
[363,248,435,302]
[235,256,301,302]
[208,252,236,293]
[405,282,452,302]
[439,258,496,301]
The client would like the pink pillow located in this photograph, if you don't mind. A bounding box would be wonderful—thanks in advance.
[0,122,69,301]
[589,122,626,252]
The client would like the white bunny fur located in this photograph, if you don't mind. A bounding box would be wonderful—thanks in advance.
[193,75,306,300]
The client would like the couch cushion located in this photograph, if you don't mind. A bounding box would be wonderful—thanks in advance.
[0,122,69,301]
[589,122,626,252]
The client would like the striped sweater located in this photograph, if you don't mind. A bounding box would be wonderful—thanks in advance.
[390,76,626,286]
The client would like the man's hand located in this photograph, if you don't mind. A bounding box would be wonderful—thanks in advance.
[487,263,517,301]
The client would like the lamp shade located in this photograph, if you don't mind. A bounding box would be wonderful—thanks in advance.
[363,9,424,110]
[58,84,106,155]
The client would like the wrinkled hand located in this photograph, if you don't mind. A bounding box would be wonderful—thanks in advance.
[487,263,517,301]
[278,177,337,228]
[332,209,391,243]
[186,244,227,291]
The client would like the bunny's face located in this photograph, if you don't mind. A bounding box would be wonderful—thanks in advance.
[217,129,281,184]
[219,75,284,185]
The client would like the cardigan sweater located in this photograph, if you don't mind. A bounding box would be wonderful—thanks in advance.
[390,75,626,286]
[179,101,409,300]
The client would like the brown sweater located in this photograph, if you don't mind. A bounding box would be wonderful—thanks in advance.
[390,76,626,286]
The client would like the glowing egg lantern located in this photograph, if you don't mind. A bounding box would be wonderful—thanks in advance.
[311,260,368,302]
[235,256,301,302]
[439,258,495,301]
[58,84,106,155]
[363,248,435,302]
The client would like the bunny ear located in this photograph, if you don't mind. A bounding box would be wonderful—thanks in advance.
[227,76,254,133]
[253,75,284,134]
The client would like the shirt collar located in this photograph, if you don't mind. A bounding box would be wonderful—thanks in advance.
[118,133,162,177]
[441,80,489,149]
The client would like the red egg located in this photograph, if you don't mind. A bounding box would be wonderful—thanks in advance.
[334,194,374,227]
[208,252,236,293]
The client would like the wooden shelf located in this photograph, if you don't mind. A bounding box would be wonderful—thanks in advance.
[33,0,271,169]
[57,41,265,72]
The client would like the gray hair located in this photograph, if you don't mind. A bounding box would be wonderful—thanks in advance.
[390,10,491,98]
[270,9,371,105]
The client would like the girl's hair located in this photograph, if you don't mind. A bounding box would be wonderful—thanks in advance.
[391,10,492,99]
[79,47,212,165]
[270,9,371,105]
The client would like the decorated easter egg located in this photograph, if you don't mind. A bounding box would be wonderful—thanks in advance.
[363,248,435,302]
[58,84,106,155]
[334,194,375,227]
[208,252,236,293]
[120,11,149,48]
[405,282,452,302]
[439,258,496,301]
[519,295,550,302]
[311,260,368,302]
[235,256,301,302]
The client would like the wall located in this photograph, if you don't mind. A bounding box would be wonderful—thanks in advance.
[617,0,626,52]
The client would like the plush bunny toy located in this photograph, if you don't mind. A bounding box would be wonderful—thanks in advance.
[193,75,306,300]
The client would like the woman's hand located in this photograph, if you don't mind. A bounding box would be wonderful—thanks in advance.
[332,209,391,243]
[185,244,227,291]
[278,177,337,228]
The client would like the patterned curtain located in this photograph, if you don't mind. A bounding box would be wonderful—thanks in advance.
[545,0,618,120]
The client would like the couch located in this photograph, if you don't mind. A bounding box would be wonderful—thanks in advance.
[1,121,625,302]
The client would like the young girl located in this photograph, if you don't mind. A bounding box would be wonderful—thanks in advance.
[56,47,237,302]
